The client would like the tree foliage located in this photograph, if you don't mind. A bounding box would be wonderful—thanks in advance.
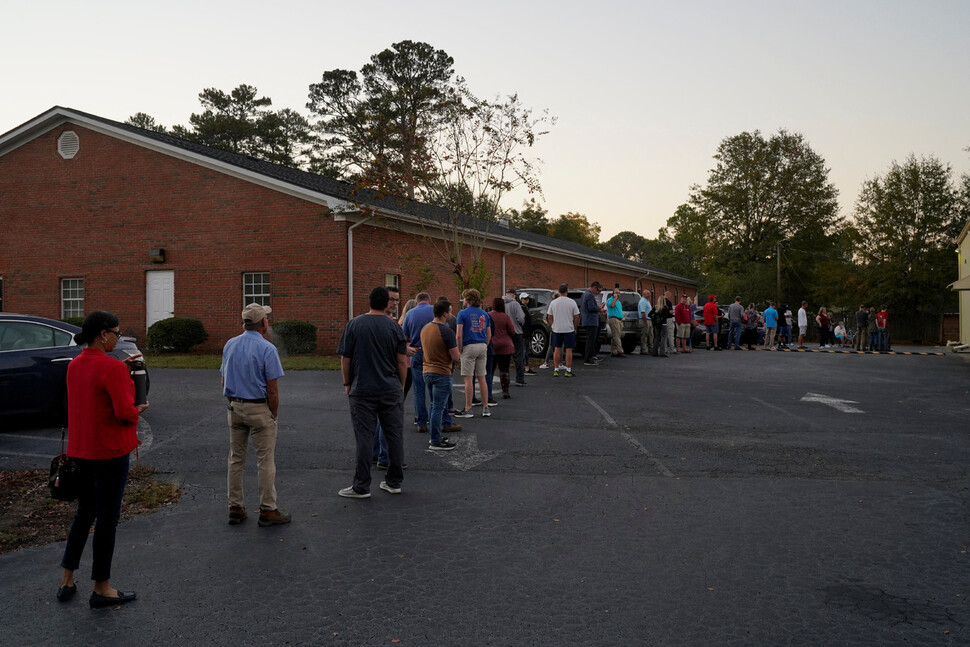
[308,41,553,294]
[306,40,455,199]
[601,231,648,263]
[851,154,962,313]
[663,130,841,304]
[508,199,549,235]
[125,112,167,133]
[177,84,315,167]
[547,212,600,247]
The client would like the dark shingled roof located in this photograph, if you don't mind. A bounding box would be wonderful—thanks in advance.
[41,106,699,285]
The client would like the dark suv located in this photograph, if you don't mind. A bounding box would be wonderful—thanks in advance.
[516,289,608,358]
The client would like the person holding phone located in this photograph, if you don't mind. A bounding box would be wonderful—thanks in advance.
[57,311,148,608]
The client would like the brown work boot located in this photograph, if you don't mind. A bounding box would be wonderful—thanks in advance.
[228,506,248,525]
[258,508,291,527]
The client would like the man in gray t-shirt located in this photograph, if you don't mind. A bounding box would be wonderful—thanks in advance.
[337,287,407,498]
[727,296,744,350]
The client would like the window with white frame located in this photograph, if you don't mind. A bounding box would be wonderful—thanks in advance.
[61,278,84,319]
[243,272,270,307]
[384,273,401,291]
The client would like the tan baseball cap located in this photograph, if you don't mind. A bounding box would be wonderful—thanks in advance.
[241,303,272,323]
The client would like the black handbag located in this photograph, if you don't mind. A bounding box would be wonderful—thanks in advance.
[49,429,78,502]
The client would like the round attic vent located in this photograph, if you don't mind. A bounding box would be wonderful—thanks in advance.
[57,131,80,159]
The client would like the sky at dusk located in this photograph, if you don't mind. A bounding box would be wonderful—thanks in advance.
[4,0,968,240]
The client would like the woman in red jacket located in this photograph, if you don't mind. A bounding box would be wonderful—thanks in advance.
[57,311,149,608]
[489,298,517,400]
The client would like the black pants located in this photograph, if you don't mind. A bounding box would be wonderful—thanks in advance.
[583,325,600,362]
[61,453,130,582]
[349,391,404,492]
[512,333,527,382]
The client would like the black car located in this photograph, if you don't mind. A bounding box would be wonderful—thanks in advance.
[516,289,608,358]
[690,304,730,349]
[0,313,148,418]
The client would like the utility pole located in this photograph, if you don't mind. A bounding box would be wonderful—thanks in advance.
[776,241,782,305]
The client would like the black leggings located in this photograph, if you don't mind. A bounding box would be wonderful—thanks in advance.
[494,354,512,372]
[61,454,130,581]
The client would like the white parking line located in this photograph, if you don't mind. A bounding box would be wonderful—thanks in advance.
[751,397,819,429]
[582,395,617,427]
[583,395,674,478]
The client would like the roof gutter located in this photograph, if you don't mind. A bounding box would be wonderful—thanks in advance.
[501,242,524,293]
[345,214,373,319]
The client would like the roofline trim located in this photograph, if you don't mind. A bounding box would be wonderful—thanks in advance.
[0,107,336,207]
[333,211,699,286]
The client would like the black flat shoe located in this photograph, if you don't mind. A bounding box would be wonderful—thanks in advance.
[90,590,137,608]
[56,584,77,601]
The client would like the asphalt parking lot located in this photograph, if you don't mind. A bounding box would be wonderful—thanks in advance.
[1,346,968,645]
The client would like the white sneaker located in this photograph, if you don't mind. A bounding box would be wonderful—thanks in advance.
[539,363,549,369]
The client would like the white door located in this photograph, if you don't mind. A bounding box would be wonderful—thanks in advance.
[146,270,174,329]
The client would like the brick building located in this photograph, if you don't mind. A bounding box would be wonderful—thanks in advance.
[0,107,698,353]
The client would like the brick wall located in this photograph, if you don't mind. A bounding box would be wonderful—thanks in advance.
[1,123,695,354]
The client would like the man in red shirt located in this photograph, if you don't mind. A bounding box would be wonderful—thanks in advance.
[875,306,889,351]
[674,294,692,354]
[703,295,722,350]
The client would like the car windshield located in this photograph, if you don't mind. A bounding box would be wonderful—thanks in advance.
[618,294,640,312]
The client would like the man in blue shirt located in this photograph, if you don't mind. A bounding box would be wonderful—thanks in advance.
[637,289,653,354]
[401,293,435,431]
[221,303,288,527]
[455,289,491,418]
[580,281,604,366]
[763,301,779,349]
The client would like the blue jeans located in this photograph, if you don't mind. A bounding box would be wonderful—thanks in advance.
[485,345,495,400]
[372,423,388,464]
[411,356,429,426]
[877,329,888,351]
[425,373,453,444]
[729,322,742,348]
[61,453,130,582]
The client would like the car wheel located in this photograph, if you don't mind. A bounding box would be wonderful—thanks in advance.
[529,328,549,358]
[621,336,638,355]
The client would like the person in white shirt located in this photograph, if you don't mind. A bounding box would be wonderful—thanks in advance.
[546,283,580,377]
[797,301,809,349]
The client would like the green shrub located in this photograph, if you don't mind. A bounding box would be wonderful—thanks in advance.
[146,317,208,353]
[272,319,317,354]
[61,317,85,328]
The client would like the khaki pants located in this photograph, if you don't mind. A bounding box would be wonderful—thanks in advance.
[640,320,654,353]
[608,317,623,355]
[227,401,278,511]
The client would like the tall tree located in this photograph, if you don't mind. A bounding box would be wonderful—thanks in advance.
[852,154,962,313]
[306,40,455,199]
[664,130,841,302]
[178,84,315,167]
[309,42,553,293]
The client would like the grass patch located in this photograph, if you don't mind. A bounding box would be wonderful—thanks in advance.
[144,354,339,370]
[0,463,182,554]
